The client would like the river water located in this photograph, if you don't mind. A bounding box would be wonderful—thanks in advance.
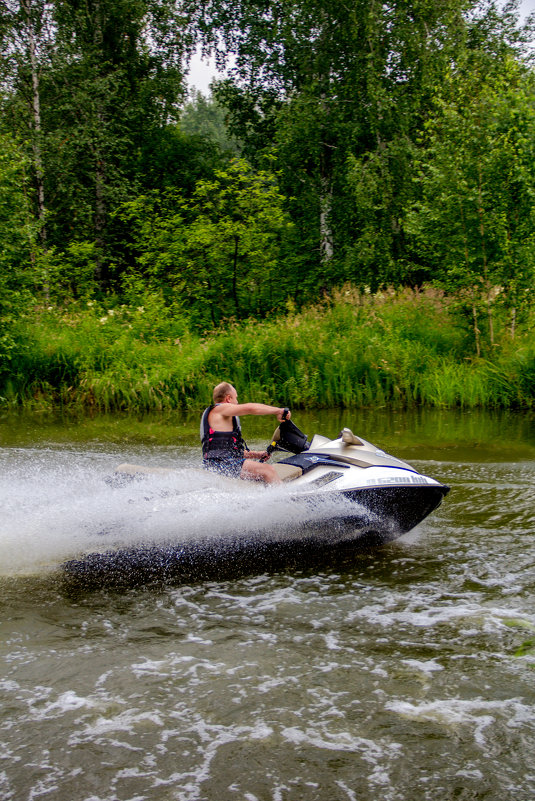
[1,408,534,801]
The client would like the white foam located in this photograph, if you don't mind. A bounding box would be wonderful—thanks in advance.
[345,597,531,636]
[401,658,444,675]
[335,780,359,801]
[281,725,401,757]
[0,448,362,576]
[69,709,165,742]
[385,697,530,746]
[38,690,97,716]
[152,720,275,801]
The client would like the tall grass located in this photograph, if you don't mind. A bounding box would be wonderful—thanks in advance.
[2,289,534,411]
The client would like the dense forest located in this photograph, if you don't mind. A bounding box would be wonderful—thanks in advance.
[1,0,535,410]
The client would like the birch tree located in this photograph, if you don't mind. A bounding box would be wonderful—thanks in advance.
[407,57,535,352]
[0,1,54,246]
[193,0,475,292]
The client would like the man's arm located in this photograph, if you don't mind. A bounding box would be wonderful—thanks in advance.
[244,449,270,460]
[218,403,290,421]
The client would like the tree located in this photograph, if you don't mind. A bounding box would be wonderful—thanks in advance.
[192,0,535,301]
[0,0,191,293]
[0,133,35,378]
[407,56,535,353]
[120,158,293,328]
[45,0,189,287]
[0,0,55,260]
[180,88,242,155]
[194,0,476,291]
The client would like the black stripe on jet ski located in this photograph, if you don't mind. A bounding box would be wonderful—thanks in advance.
[278,453,350,473]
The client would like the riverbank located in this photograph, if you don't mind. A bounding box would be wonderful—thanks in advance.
[1,288,534,411]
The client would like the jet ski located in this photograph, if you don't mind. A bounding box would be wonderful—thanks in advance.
[61,420,449,591]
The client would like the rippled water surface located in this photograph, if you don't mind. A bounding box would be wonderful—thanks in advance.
[1,409,534,801]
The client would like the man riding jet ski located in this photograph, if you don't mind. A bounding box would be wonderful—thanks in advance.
[200,382,291,484]
[199,381,448,535]
[62,400,449,589]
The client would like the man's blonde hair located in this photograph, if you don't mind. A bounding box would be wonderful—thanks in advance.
[213,382,234,403]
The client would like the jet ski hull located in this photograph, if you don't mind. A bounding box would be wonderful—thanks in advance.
[339,484,448,535]
[61,484,448,592]
[60,525,398,593]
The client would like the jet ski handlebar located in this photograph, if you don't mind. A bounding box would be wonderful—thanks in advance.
[260,415,310,462]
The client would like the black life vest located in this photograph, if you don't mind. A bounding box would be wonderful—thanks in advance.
[200,405,246,460]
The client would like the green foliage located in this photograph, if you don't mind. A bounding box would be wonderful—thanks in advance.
[2,288,534,412]
[0,134,34,271]
[407,56,535,352]
[180,89,242,156]
[119,159,293,327]
[0,134,36,383]
[206,0,484,292]
[345,140,416,289]
[0,0,534,330]
[1,0,191,292]
[41,242,98,301]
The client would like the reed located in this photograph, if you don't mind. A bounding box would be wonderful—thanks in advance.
[2,290,534,411]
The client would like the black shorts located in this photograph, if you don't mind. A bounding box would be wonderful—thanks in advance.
[203,457,245,479]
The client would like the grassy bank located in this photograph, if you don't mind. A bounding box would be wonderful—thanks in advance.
[1,289,534,411]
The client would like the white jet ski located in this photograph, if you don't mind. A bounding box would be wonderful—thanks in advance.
[61,420,448,591]
[261,419,449,533]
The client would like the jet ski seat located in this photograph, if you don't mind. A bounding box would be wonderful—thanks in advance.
[115,461,303,483]
[271,462,304,481]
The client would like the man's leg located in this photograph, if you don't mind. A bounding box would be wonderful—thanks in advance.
[241,459,282,484]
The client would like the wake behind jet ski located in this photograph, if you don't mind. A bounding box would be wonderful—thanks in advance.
[61,418,449,591]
